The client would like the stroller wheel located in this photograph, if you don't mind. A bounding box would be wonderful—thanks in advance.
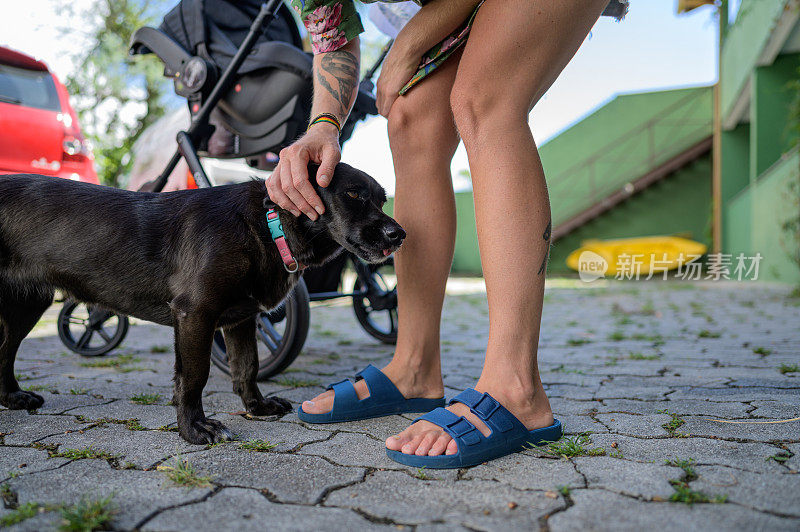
[57,300,130,357]
[352,261,398,344]
[211,279,310,381]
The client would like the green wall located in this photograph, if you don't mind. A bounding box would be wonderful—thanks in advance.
[383,190,483,275]
[549,155,713,272]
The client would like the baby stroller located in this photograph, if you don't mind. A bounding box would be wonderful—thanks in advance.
[57,0,398,380]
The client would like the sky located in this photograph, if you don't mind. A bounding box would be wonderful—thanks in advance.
[2,1,722,194]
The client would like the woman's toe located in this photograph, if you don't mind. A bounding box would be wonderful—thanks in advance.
[301,390,334,414]
[386,433,411,451]
[414,432,438,456]
[445,438,459,455]
[401,434,425,455]
[428,433,451,456]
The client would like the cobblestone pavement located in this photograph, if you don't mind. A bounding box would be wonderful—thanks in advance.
[1,278,799,531]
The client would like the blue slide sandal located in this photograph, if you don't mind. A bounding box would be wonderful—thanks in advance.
[297,364,445,424]
[386,388,562,469]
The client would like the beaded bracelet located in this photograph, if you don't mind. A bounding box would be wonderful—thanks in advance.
[307,113,342,134]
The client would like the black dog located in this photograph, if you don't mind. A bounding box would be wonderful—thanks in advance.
[0,163,404,444]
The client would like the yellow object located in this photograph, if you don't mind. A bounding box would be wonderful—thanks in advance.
[677,0,716,14]
[566,236,707,276]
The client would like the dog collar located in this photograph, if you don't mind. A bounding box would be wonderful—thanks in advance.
[266,209,301,273]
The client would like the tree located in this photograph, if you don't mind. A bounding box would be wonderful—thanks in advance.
[64,0,169,187]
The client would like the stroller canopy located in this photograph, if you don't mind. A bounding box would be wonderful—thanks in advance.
[160,0,304,74]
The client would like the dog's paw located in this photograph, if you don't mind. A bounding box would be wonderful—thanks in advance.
[180,418,234,445]
[247,396,292,417]
[0,390,44,410]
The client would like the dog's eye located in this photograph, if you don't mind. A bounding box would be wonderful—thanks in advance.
[346,191,359,199]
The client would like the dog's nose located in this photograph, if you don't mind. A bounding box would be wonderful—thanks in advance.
[384,225,406,245]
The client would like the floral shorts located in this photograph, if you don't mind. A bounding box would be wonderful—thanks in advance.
[399,0,628,95]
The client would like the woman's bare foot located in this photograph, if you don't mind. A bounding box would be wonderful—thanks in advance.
[385,374,553,456]
[300,361,444,415]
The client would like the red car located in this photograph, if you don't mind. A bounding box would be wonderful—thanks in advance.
[0,46,97,183]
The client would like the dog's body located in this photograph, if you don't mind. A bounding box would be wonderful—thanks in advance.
[0,163,404,443]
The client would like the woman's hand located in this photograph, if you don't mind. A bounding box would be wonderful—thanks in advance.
[265,124,341,220]
[376,43,419,117]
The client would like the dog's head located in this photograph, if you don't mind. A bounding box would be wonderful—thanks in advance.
[269,162,405,264]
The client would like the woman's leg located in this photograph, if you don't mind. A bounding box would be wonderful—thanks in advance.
[301,51,462,414]
[387,0,609,456]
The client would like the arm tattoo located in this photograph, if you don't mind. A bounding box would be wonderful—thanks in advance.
[537,220,552,275]
[316,50,359,119]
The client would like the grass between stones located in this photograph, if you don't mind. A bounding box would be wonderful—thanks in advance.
[69,388,89,395]
[149,345,170,353]
[158,455,213,488]
[130,393,162,405]
[76,416,147,431]
[50,446,118,461]
[239,439,279,452]
[697,329,721,339]
[778,363,799,374]
[752,346,772,356]
[272,376,320,388]
[657,410,689,438]
[628,352,662,360]
[79,354,143,372]
[538,433,606,458]
[664,457,727,505]
[0,495,115,531]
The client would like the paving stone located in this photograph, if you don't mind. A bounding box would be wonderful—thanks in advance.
[556,414,609,435]
[597,398,751,418]
[593,413,674,437]
[548,488,799,531]
[298,431,397,469]
[590,433,790,475]
[67,400,178,429]
[0,446,69,479]
[680,416,800,442]
[187,445,365,504]
[668,386,800,402]
[573,456,682,498]
[142,487,385,531]
[326,470,564,528]
[466,454,584,491]
[24,391,112,415]
[39,423,196,469]
[5,459,212,530]
[209,417,331,452]
[692,465,800,517]
[748,400,800,419]
[0,411,93,445]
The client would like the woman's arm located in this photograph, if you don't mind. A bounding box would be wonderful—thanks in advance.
[266,35,361,220]
[377,0,480,116]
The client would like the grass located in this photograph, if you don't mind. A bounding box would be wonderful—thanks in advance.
[753,347,772,356]
[239,439,279,452]
[272,376,320,388]
[23,383,55,392]
[149,345,170,353]
[50,446,117,461]
[58,496,115,532]
[628,352,662,361]
[79,354,140,369]
[779,363,800,374]
[557,485,571,497]
[130,393,161,405]
[697,329,721,339]
[157,425,179,432]
[566,338,592,346]
[669,481,727,505]
[84,417,146,431]
[158,456,212,488]
[539,433,605,458]
[658,410,689,438]
[69,388,88,395]
[608,331,626,341]
[0,502,43,527]
[664,457,727,505]
[414,467,434,480]
[766,452,792,464]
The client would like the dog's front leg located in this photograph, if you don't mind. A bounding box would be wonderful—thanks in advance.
[223,318,291,416]
[172,306,233,444]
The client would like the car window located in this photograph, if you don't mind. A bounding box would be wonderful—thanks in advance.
[0,64,61,111]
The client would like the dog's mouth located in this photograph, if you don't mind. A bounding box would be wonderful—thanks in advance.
[346,238,400,263]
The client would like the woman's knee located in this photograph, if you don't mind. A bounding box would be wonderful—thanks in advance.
[450,76,529,145]
[388,94,456,153]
